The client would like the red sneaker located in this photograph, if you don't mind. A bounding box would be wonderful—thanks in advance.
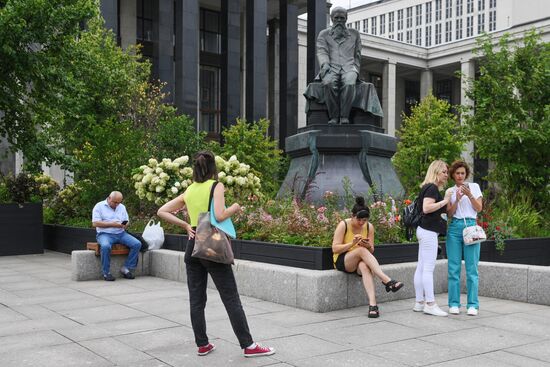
[197,343,215,356]
[244,344,275,358]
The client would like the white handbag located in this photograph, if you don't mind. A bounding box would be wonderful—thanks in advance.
[457,198,486,245]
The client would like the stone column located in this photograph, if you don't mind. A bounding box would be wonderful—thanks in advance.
[382,60,397,137]
[307,0,326,84]
[279,0,298,148]
[174,0,199,122]
[221,0,241,131]
[100,0,118,36]
[268,19,280,140]
[245,0,267,122]
[461,59,475,170]
[119,0,136,50]
[158,0,174,103]
[420,68,433,99]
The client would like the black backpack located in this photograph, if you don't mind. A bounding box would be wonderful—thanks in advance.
[402,185,429,241]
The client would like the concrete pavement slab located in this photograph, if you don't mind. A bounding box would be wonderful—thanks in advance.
[80,337,152,365]
[360,338,470,366]
[60,303,150,324]
[483,350,550,367]
[470,313,550,338]
[504,340,550,364]
[427,355,517,366]
[419,326,540,354]
[114,326,194,351]
[0,343,114,367]
[0,330,72,354]
[93,315,180,335]
[291,349,408,367]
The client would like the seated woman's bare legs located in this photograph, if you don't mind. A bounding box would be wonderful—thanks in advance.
[344,247,393,284]
[357,261,376,306]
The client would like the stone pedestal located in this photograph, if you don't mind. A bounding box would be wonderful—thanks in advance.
[278,125,404,203]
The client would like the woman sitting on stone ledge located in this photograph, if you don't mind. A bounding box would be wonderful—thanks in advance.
[332,197,404,318]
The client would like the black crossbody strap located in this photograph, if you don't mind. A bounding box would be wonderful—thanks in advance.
[207,181,219,212]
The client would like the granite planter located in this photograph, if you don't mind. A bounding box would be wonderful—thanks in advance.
[0,203,43,256]
[44,224,549,269]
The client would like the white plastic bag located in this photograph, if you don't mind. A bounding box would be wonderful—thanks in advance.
[142,219,164,250]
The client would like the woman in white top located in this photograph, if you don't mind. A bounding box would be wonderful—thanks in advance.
[445,160,483,316]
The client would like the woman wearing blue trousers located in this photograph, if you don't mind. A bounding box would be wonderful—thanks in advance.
[445,161,483,316]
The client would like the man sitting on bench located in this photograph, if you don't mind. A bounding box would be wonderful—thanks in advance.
[92,191,141,281]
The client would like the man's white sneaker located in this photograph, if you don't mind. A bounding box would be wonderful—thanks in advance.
[467,307,478,316]
[423,303,448,317]
[413,302,425,312]
[449,306,460,315]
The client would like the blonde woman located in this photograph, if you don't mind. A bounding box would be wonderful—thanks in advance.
[413,160,452,316]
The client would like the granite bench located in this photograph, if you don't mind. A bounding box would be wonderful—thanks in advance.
[71,249,550,312]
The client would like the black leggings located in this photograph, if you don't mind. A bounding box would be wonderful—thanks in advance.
[184,238,253,348]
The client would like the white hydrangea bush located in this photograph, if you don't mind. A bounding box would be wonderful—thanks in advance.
[132,155,261,205]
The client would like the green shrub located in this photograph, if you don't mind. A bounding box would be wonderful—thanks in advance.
[149,113,207,160]
[393,94,466,195]
[1,172,40,204]
[217,118,284,197]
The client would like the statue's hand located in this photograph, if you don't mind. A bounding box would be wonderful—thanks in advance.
[320,63,330,78]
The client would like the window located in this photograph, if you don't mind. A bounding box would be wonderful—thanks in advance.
[435,23,442,44]
[467,0,474,13]
[406,7,413,28]
[477,13,485,33]
[363,18,368,33]
[445,0,452,19]
[416,4,422,26]
[478,0,485,11]
[371,16,377,35]
[200,8,221,54]
[456,18,463,39]
[435,79,453,103]
[426,25,432,46]
[398,9,404,30]
[389,34,395,39]
[416,28,422,45]
[406,29,412,43]
[426,2,432,23]
[435,0,442,21]
[137,0,153,42]
[398,32,403,41]
[355,21,360,30]
[347,23,352,28]
[389,12,395,33]
[199,66,221,134]
[489,0,496,8]
[456,0,463,16]
[445,20,452,42]
[466,15,473,36]
[489,10,496,30]
[380,14,386,34]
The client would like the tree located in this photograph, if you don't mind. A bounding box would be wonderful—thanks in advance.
[463,31,550,208]
[0,0,96,170]
[393,94,466,194]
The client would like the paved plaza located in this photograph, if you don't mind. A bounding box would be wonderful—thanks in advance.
[1,251,550,366]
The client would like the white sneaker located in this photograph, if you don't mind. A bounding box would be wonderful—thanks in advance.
[449,306,460,315]
[423,303,448,317]
[413,302,424,312]
[467,307,478,316]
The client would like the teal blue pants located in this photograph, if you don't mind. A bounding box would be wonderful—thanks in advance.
[446,218,480,309]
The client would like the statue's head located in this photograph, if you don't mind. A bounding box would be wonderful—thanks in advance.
[330,6,348,27]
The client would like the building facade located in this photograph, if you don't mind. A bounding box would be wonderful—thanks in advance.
[2,0,549,183]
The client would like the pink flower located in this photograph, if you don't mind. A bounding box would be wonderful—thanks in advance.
[317,206,327,213]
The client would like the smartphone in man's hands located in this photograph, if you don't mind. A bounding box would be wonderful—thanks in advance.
[121,220,128,225]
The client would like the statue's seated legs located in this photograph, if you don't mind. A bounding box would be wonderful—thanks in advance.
[321,71,358,124]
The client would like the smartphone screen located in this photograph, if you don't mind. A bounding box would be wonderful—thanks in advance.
[121,220,128,225]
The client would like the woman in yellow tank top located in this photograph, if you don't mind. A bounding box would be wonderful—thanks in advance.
[332,197,404,318]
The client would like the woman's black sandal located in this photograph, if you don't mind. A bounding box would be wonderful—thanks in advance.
[368,305,379,318]
[383,279,404,293]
